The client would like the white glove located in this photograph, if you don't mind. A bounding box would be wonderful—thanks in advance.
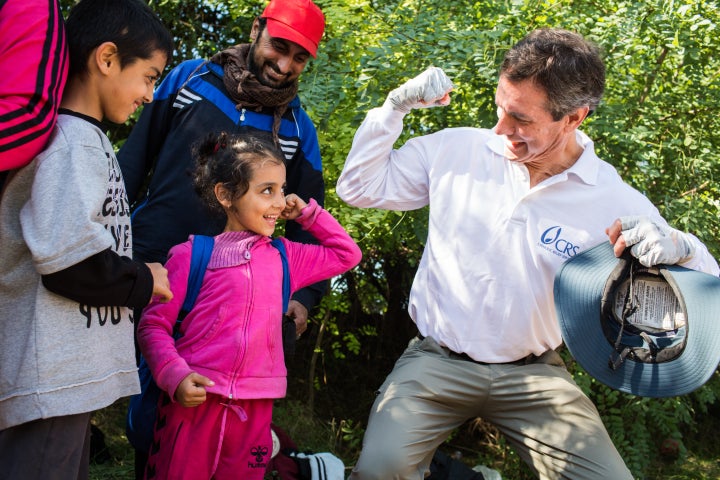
[619,216,696,267]
[384,66,455,113]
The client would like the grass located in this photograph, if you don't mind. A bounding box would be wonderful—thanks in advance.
[88,399,134,480]
[89,397,720,480]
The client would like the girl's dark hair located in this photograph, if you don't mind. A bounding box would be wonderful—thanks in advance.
[192,131,286,214]
[65,0,174,78]
[500,28,605,120]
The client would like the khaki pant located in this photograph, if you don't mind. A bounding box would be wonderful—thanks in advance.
[350,336,633,480]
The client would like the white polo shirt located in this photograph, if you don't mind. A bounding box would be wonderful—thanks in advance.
[337,105,717,363]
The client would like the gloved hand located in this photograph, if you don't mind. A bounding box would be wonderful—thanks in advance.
[384,66,455,113]
[617,216,696,267]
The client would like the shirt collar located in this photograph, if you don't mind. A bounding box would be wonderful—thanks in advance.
[488,129,601,186]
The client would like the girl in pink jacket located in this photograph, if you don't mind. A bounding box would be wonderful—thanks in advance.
[137,131,362,480]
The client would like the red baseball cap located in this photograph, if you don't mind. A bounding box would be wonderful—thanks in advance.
[261,0,325,58]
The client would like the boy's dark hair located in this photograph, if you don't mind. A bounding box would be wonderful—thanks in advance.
[193,131,286,215]
[65,0,174,78]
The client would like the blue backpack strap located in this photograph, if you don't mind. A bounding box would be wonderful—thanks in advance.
[270,237,291,313]
[127,235,214,453]
[173,235,214,336]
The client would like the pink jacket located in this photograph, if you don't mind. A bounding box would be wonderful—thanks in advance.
[138,199,361,401]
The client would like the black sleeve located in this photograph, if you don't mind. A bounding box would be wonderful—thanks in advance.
[284,135,327,312]
[291,278,327,312]
[41,248,154,308]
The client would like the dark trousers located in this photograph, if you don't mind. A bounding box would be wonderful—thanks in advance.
[0,413,92,480]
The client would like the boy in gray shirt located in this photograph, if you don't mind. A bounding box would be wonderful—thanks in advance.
[0,1,174,478]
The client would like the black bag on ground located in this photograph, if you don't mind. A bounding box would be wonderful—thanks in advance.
[428,450,485,480]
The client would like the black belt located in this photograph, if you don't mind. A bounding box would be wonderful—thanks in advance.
[417,334,538,366]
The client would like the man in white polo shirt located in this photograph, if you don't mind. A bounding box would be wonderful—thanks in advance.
[336,28,719,480]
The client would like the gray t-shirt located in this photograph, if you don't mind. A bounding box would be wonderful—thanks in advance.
[0,113,139,430]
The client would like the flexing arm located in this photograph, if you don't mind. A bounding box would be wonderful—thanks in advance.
[336,67,454,210]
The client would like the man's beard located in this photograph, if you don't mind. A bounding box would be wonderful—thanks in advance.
[247,43,295,90]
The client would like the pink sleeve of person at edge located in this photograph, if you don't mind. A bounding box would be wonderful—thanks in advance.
[0,0,68,171]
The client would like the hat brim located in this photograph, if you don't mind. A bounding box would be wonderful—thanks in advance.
[265,20,318,57]
[554,242,720,397]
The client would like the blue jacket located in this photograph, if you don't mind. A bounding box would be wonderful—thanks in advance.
[118,59,326,309]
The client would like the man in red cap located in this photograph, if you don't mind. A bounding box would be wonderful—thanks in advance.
[117,1,326,478]
[261,0,324,58]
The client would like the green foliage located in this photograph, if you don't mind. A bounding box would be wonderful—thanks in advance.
[567,351,720,477]
[57,0,720,477]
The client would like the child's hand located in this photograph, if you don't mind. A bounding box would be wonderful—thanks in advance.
[175,372,215,407]
[146,262,173,303]
[281,193,308,221]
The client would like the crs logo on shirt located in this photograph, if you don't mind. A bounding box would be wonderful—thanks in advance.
[537,225,582,260]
